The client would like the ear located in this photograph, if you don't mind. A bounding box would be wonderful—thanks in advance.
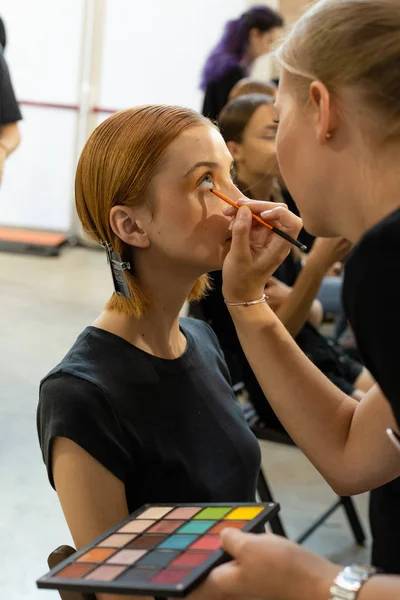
[309,81,339,144]
[109,205,150,249]
[226,140,244,163]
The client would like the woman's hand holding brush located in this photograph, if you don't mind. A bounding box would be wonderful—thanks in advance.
[222,200,303,305]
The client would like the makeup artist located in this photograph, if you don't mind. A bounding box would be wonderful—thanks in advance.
[200,5,283,121]
[192,0,400,598]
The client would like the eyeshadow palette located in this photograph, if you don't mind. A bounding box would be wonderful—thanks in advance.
[37,502,279,597]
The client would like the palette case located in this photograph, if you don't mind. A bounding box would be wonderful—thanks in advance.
[37,502,279,597]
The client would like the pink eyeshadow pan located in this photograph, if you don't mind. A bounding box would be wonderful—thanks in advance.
[97,533,137,547]
[118,520,155,533]
[190,535,221,551]
[85,565,126,581]
[152,568,193,585]
[147,520,185,534]
[164,507,202,520]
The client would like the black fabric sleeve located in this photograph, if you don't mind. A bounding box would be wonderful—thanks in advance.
[344,222,400,425]
[37,373,131,489]
[0,53,22,125]
[202,66,244,121]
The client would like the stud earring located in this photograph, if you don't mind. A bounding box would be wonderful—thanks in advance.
[326,132,333,139]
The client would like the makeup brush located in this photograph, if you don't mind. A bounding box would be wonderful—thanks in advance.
[211,188,307,252]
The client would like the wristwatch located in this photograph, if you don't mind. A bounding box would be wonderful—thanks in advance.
[329,564,378,599]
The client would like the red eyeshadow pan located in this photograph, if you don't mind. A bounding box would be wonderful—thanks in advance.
[189,535,221,551]
[208,521,247,534]
[171,551,213,568]
[151,568,192,585]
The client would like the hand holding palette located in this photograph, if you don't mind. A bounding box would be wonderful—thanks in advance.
[37,502,279,597]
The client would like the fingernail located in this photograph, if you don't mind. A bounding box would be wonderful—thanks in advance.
[228,219,233,231]
[238,206,251,220]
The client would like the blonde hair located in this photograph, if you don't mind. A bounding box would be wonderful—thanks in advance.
[75,105,212,319]
[228,78,277,101]
[276,0,400,141]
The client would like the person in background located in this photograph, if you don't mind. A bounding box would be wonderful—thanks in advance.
[191,0,400,597]
[228,77,277,101]
[0,16,22,186]
[201,5,283,121]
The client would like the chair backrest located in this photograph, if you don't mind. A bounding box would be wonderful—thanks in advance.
[47,545,96,600]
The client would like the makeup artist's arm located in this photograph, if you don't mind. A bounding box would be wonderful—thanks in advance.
[222,205,400,494]
[271,237,351,337]
[52,437,151,600]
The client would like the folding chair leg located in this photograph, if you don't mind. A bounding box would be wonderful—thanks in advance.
[257,469,287,537]
[340,496,366,545]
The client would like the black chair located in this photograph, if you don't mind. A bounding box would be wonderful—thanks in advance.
[235,383,365,545]
[47,546,96,600]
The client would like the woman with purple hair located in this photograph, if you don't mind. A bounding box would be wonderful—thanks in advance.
[201,5,283,121]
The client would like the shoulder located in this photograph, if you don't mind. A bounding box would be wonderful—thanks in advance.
[180,316,220,349]
[345,208,400,293]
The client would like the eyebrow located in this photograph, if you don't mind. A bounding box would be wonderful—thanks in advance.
[182,161,220,178]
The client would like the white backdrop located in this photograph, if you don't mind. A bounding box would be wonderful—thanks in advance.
[0,0,254,232]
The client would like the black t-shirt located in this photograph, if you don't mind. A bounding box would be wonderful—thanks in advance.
[202,65,245,121]
[343,207,400,574]
[37,319,261,514]
[0,49,22,125]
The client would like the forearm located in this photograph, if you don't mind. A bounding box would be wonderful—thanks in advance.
[229,302,357,489]
[0,122,21,155]
[274,260,326,337]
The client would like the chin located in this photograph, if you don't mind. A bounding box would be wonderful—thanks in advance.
[303,216,337,238]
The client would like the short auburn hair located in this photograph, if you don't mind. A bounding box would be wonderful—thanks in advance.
[75,105,212,318]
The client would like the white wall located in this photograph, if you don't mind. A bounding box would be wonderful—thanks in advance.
[0,0,250,232]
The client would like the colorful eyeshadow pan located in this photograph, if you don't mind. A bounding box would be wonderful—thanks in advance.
[97,533,137,547]
[85,565,126,581]
[55,564,95,579]
[137,506,174,519]
[152,568,192,585]
[176,520,214,534]
[164,507,202,519]
[208,521,247,534]
[106,550,146,565]
[118,519,155,533]
[225,506,264,520]
[171,551,213,568]
[136,550,180,567]
[189,535,221,551]
[148,520,185,534]
[126,534,168,549]
[158,535,198,550]
[38,503,279,598]
[193,507,232,520]
[77,548,115,563]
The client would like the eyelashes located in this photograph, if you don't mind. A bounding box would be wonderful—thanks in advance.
[197,167,237,191]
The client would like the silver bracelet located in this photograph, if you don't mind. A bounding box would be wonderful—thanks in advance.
[225,294,268,307]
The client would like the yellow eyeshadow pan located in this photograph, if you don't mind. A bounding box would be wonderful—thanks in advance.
[38,503,279,598]
[225,506,264,520]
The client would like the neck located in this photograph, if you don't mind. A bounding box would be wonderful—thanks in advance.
[336,158,400,242]
[237,169,275,201]
[94,259,196,359]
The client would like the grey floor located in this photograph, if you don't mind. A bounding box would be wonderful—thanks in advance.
[0,246,370,600]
